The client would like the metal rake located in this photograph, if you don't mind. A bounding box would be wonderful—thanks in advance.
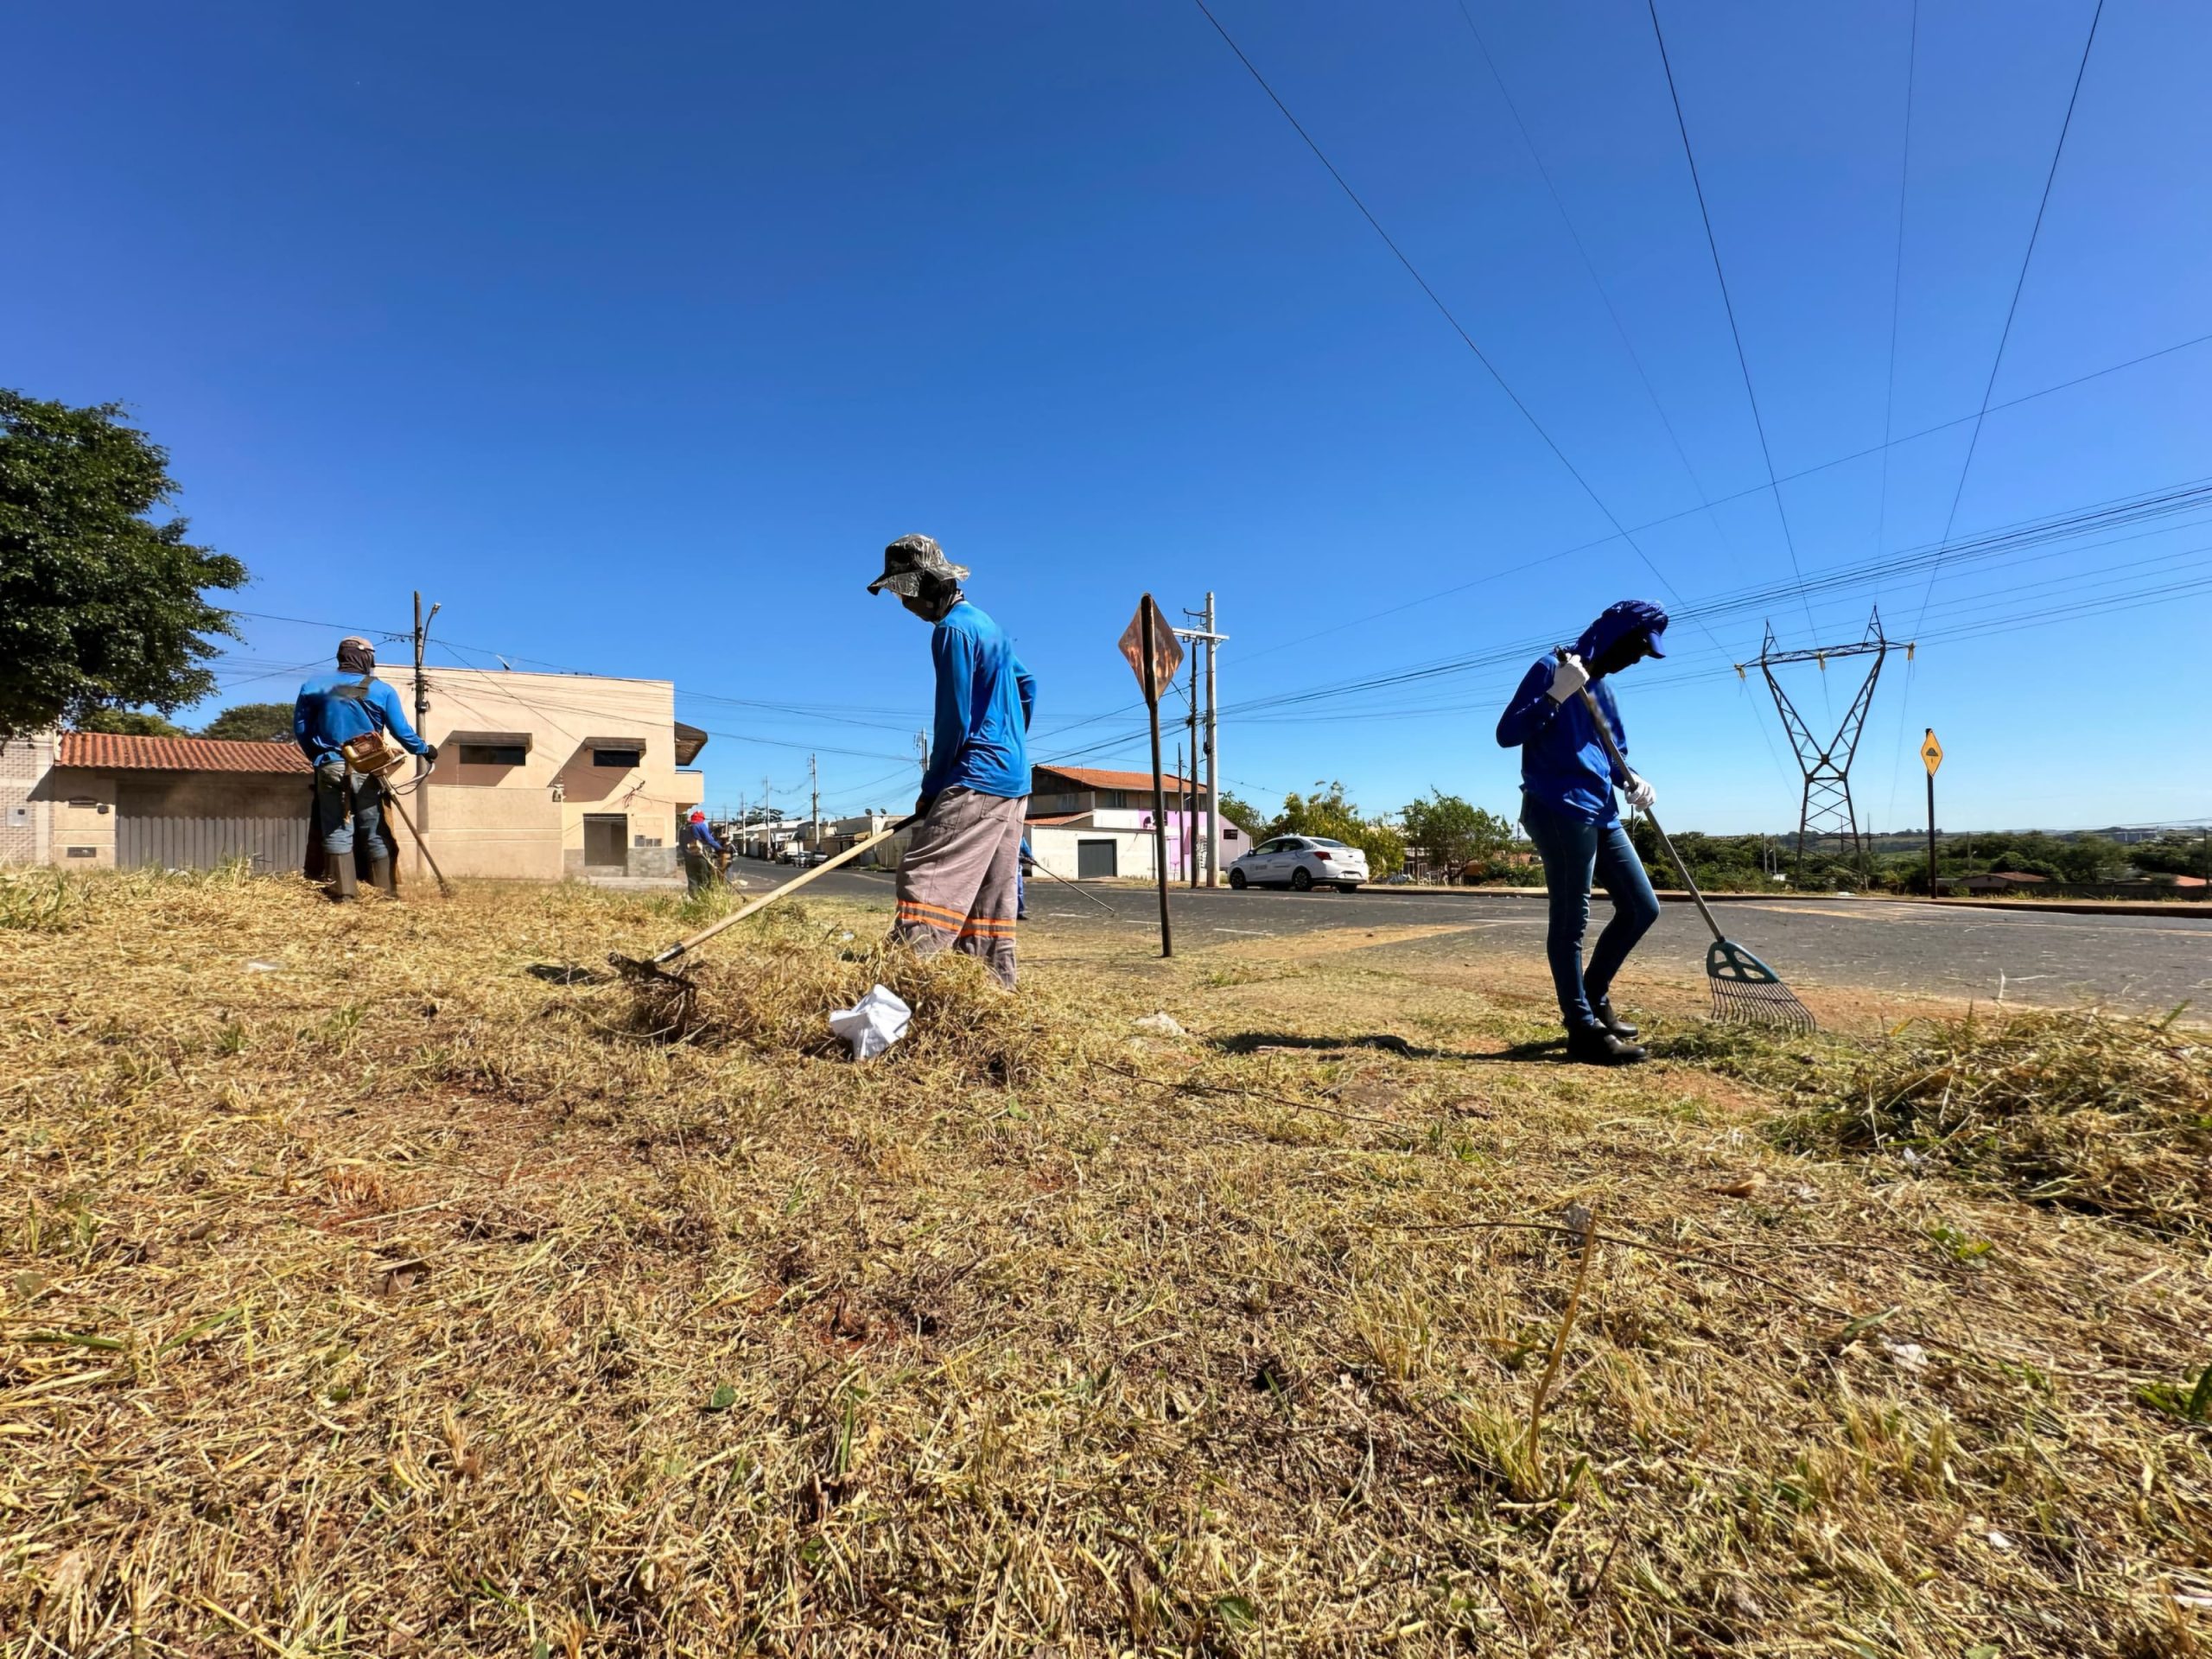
[1564,660,1816,1033]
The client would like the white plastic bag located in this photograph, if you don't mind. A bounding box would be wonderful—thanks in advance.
[828,984,912,1061]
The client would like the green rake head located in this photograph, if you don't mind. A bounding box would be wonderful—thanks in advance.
[1706,938,1817,1033]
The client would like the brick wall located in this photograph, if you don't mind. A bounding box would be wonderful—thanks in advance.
[0,734,55,865]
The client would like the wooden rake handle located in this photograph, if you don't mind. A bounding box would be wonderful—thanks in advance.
[645,816,918,968]
[1553,649,1726,947]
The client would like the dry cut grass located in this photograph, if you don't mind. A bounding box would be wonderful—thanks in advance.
[1780,1006,2212,1241]
[3,867,2210,1657]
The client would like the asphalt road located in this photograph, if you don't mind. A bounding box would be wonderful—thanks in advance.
[724,855,2212,1014]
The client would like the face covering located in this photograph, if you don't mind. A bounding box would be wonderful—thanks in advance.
[902,583,963,624]
[336,639,377,674]
[1587,631,1648,679]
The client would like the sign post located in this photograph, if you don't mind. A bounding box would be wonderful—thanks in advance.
[1920,728,1944,900]
[1120,595,1184,957]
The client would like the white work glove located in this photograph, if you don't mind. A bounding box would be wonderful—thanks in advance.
[1623,772,1656,813]
[1546,653,1590,703]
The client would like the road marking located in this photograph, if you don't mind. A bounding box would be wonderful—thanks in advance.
[1211,926,1273,936]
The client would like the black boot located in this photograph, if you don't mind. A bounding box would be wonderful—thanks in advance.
[328,853,358,904]
[368,855,395,897]
[1589,995,1639,1039]
[1567,1024,1646,1065]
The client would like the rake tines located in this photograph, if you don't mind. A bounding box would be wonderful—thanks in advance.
[1707,939,1817,1033]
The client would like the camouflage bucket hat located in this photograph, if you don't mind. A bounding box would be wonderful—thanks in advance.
[868,533,969,597]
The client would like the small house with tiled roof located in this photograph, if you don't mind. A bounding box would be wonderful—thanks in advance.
[0,730,315,873]
[1026,762,1248,882]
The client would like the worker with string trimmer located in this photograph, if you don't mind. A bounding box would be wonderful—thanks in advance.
[1496,601,1669,1065]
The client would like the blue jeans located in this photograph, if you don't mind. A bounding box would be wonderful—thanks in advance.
[315,763,389,859]
[1520,791,1661,1031]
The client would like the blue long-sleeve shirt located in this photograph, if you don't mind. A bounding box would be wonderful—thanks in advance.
[922,601,1035,801]
[294,671,429,767]
[683,819,722,855]
[1495,605,1656,826]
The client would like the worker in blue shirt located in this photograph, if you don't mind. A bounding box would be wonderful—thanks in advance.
[1496,600,1668,1065]
[294,636,435,900]
[868,534,1036,987]
[681,810,724,896]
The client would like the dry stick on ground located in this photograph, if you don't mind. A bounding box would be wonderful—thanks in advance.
[1523,1206,1599,1488]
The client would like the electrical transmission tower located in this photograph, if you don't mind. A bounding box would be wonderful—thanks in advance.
[1741,609,1909,874]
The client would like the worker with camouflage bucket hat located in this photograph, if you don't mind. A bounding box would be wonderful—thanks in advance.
[869,534,1036,988]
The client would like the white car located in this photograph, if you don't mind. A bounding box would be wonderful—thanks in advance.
[1227,835,1368,893]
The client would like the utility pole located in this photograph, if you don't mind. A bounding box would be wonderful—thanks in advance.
[411,591,441,779]
[1174,596,1228,887]
[810,753,820,856]
[915,730,930,796]
[410,592,442,868]
[1204,592,1219,887]
[1185,658,1198,887]
[1174,741,1186,887]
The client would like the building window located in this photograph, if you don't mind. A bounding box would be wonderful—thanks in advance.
[458,743,528,767]
[592,748,643,769]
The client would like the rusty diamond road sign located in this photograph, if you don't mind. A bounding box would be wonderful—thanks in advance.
[1118,594,1183,701]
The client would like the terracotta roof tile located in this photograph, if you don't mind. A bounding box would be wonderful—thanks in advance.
[1034,764,1196,793]
[59,732,312,774]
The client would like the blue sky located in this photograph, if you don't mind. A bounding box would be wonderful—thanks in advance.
[8,0,2208,833]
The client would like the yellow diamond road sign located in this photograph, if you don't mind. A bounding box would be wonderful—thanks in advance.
[1921,729,1943,775]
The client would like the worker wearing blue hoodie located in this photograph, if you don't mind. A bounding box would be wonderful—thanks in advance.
[294,637,435,901]
[1496,600,1668,1064]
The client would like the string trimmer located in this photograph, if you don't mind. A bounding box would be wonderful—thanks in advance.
[1558,650,1815,1032]
[610,816,918,985]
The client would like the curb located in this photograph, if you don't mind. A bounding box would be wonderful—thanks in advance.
[1335,887,2206,919]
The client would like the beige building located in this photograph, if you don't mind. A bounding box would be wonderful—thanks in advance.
[385,667,705,883]
[0,667,707,886]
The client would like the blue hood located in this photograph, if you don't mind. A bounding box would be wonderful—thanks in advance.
[1496,599,1667,827]
[1573,599,1669,665]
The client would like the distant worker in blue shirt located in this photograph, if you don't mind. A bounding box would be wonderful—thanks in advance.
[294,636,435,901]
[681,809,724,896]
[869,534,1036,988]
[1496,600,1668,1065]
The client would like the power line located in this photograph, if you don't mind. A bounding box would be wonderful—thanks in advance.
[1874,0,1919,563]
[1230,327,2212,672]
[1040,477,2212,765]
[1913,0,2107,632]
[1451,0,1735,557]
[1187,0,1718,630]
[1873,0,1922,843]
[1643,0,1817,638]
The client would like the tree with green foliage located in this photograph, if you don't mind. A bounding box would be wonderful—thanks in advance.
[198,701,295,743]
[0,391,244,741]
[78,708,188,736]
[1217,791,1266,837]
[2129,832,2212,880]
[1400,791,1517,879]
[1271,780,1406,877]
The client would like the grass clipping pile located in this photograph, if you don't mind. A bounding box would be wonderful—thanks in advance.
[629,912,1073,1084]
[4,868,2212,1657]
[1792,1006,2212,1239]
